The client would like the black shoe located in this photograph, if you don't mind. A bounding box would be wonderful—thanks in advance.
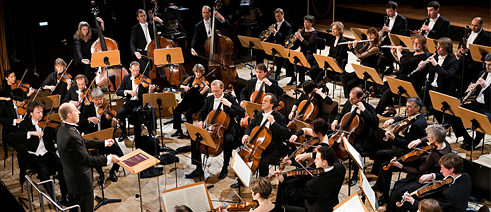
[58,195,70,207]
[287,77,296,85]
[230,179,243,188]
[171,130,183,137]
[97,175,105,186]
[218,168,228,180]
[349,177,358,187]
[185,169,204,179]
[443,124,451,129]
[378,195,389,205]
[381,110,396,117]
[109,171,118,182]
[178,133,190,139]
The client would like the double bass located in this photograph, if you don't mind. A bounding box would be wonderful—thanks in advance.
[146,0,187,89]
[89,1,128,91]
[204,0,238,89]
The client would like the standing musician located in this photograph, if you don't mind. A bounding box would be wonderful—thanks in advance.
[288,80,333,123]
[331,87,378,186]
[116,61,156,144]
[397,153,471,212]
[41,58,72,99]
[79,87,123,182]
[371,98,427,204]
[240,94,289,177]
[57,103,120,212]
[62,74,89,109]
[385,124,452,210]
[73,19,104,81]
[171,64,209,138]
[0,69,35,101]
[185,80,244,180]
[0,89,27,152]
[130,9,164,72]
[416,1,450,39]
[379,1,408,75]
[288,15,317,85]
[275,146,346,212]
[239,63,284,105]
[16,101,69,203]
[190,5,229,57]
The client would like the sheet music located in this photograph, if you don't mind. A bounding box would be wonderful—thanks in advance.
[231,150,253,187]
[359,171,378,210]
[343,137,364,169]
[334,194,368,212]
[162,183,211,212]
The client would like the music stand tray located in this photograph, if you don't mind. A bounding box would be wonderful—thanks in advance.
[82,128,113,140]
[458,107,491,135]
[261,41,289,58]
[238,35,264,50]
[142,92,177,118]
[154,47,184,65]
[351,63,384,85]
[184,123,216,149]
[468,43,491,63]
[386,76,418,97]
[313,54,343,73]
[350,28,367,41]
[37,95,61,110]
[286,50,311,68]
[243,101,262,118]
[428,90,461,117]
[118,149,160,174]
[425,37,438,53]
[389,34,413,48]
[91,50,121,68]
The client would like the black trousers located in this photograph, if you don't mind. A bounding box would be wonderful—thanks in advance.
[258,147,284,177]
[276,174,310,207]
[70,191,94,212]
[342,72,363,98]
[26,152,68,198]
[173,95,203,131]
[93,142,124,176]
[387,174,422,212]
[191,130,235,170]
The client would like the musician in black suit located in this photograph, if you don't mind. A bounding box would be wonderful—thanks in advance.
[41,58,72,99]
[379,1,408,74]
[116,61,155,144]
[62,74,88,109]
[17,101,68,202]
[241,94,289,177]
[398,153,471,212]
[0,70,34,101]
[57,103,120,212]
[239,63,284,104]
[190,5,229,57]
[327,22,349,72]
[185,80,244,180]
[275,146,346,212]
[331,87,378,186]
[73,19,104,81]
[0,89,27,152]
[288,80,333,123]
[130,9,163,73]
[79,88,123,182]
[418,1,450,39]
[289,15,318,85]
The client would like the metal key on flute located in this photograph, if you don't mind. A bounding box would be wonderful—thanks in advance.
[380,45,419,50]
[337,39,374,45]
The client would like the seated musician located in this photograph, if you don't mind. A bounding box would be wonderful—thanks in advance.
[288,80,333,123]
[0,69,35,101]
[241,93,289,177]
[375,35,428,116]
[239,63,284,106]
[16,101,69,203]
[171,64,209,138]
[116,61,156,143]
[288,15,317,85]
[275,146,345,212]
[331,87,378,186]
[324,21,348,81]
[371,97,427,204]
[79,87,123,182]
[385,124,452,210]
[186,80,244,180]
[342,27,380,98]
[289,117,330,149]
[0,89,27,152]
[398,153,471,212]
[62,74,89,109]
[41,58,72,99]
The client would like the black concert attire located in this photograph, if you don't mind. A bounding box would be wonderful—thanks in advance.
[41,72,69,100]
[256,20,293,78]
[239,78,285,103]
[57,122,111,212]
[191,17,230,65]
[193,92,244,173]
[16,117,68,199]
[291,92,334,123]
[243,109,289,177]
[291,29,318,83]
[0,81,13,100]
[386,140,452,211]
[425,15,450,39]
[327,35,349,76]
[116,75,150,146]
[0,100,24,151]
[130,21,161,74]
[380,13,408,74]
[74,29,97,80]
[375,52,427,115]
[342,43,380,97]
[276,161,346,212]
[79,102,124,179]
[458,29,491,94]
[172,76,208,134]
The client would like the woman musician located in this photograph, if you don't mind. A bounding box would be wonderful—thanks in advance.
[41,58,72,99]
[171,64,209,138]
[287,15,317,85]
[73,18,104,81]
[1,69,35,101]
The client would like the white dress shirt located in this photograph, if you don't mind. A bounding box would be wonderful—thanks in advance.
[427,14,440,36]
[204,19,212,38]
[430,54,446,87]
[27,119,48,156]
[476,73,491,104]
[388,13,397,31]
[467,29,482,48]
[254,79,266,91]
[213,94,224,110]
[140,22,152,49]
[260,110,274,128]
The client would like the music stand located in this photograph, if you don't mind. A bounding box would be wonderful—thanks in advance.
[352,63,384,98]
[457,107,491,160]
[153,47,185,91]
[426,37,438,53]
[350,28,368,41]
[468,43,491,62]
[428,90,461,124]
[37,95,60,110]
[389,34,413,48]
[184,123,217,183]
[261,42,288,59]
[91,50,121,92]
[143,92,177,148]
[243,101,262,118]
[313,54,344,99]
[287,118,312,134]
[238,35,264,77]
[386,76,419,116]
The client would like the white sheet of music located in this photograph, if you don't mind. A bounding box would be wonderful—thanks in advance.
[231,150,253,187]
[333,193,368,212]
[162,183,211,212]
[359,171,378,210]
[343,137,364,169]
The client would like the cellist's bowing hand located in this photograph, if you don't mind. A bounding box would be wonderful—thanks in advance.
[242,135,249,144]
[331,120,338,131]
[266,114,275,124]
[419,174,434,184]
[390,157,403,169]
[295,153,310,162]
[289,135,298,143]
[220,98,232,107]
[383,119,395,128]
[191,48,198,56]
[356,102,366,112]
[134,52,142,59]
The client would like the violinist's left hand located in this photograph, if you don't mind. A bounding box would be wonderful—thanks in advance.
[390,157,403,169]
[27,88,35,97]
[385,131,395,140]
[220,98,232,108]
[356,102,366,112]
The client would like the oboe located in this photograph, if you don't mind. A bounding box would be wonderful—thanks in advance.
[407,53,436,77]
[460,72,487,104]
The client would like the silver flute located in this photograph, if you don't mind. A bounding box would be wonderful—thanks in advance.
[407,53,437,77]
[337,39,373,45]
[381,45,419,50]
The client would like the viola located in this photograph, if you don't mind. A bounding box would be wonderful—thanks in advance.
[134,74,159,91]
[238,101,284,173]
[396,176,454,207]
[383,143,436,171]
[11,80,31,93]
[97,102,118,121]
[209,201,259,212]
[383,114,418,141]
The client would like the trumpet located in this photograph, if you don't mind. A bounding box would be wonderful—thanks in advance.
[407,53,436,77]
[460,72,487,104]
[284,28,303,49]
[259,24,277,41]
[337,39,374,45]
[381,45,419,50]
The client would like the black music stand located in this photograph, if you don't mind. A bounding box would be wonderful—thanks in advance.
[313,54,344,99]
[458,107,491,161]
[238,35,264,78]
[352,63,384,101]
[91,50,121,91]
[386,76,419,116]
[154,47,185,91]
[262,41,288,82]
[286,49,311,99]
[185,123,216,185]
[428,90,461,124]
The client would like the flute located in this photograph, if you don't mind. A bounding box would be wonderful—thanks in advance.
[381,45,419,50]
[407,53,436,77]
[337,39,373,45]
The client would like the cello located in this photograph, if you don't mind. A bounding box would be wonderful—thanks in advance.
[89,1,128,91]
[238,101,284,173]
[204,0,238,89]
[146,0,187,89]
[239,68,274,129]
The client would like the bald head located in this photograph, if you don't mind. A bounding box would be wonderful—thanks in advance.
[59,103,80,124]
[471,17,483,33]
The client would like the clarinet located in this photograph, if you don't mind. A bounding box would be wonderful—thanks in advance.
[420,18,430,36]
[407,53,436,77]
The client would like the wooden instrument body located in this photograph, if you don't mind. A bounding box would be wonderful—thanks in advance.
[200,108,230,156]
[383,143,436,171]
[238,126,272,172]
[204,33,238,89]
[147,36,187,89]
[328,111,364,160]
[91,38,128,91]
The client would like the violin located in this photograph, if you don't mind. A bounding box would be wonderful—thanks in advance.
[273,168,324,178]
[383,114,418,141]
[238,101,284,173]
[134,74,159,91]
[79,88,93,106]
[11,80,31,93]
[396,176,454,207]
[38,114,62,129]
[57,73,73,83]
[383,143,436,171]
[192,76,210,91]
[97,102,118,120]
[209,201,259,212]
[17,105,28,116]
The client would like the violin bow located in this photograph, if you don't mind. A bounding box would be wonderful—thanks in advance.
[16,68,28,89]
[42,96,58,132]
[297,160,315,177]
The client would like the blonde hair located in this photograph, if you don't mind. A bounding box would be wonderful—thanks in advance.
[330,22,344,36]
[192,64,205,73]
[211,80,224,89]
[73,21,92,42]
